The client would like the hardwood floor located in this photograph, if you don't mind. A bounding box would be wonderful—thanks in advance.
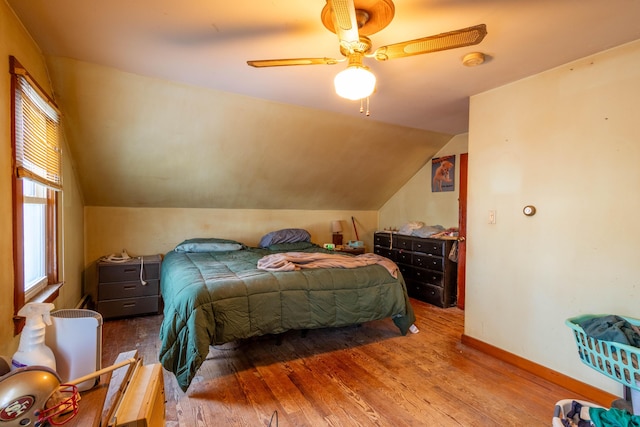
[101,299,592,426]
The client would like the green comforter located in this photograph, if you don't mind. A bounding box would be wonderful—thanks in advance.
[158,247,415,391]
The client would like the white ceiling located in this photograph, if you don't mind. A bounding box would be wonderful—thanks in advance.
[9,0,640,135]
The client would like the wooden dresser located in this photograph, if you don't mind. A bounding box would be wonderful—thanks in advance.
[374,232,457,308]
[97,255,162,319]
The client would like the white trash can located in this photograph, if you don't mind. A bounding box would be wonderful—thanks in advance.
[45,309,102,391]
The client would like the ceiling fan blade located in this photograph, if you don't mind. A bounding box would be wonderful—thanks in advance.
[329,0,361,51]
[372,24,487,61]
[247,57,342,67]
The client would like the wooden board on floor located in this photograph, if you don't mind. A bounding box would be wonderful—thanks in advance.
[101,350,139,426]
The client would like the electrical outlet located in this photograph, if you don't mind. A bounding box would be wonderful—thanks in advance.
[488,210,496,224]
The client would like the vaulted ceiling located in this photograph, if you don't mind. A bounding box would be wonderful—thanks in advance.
[7,0,640,209]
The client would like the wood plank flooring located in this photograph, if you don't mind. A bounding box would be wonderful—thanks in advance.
[101,299,592,426]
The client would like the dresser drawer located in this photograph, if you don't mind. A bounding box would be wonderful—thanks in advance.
[97,295,160,319]
[396,250,412,264]
[398,264,413,280]
[413,253,444,272]
[406,280,445,307]
[99,261,160,283]
[373,246,397,261]
[99,279,159,300]
[374,233,392,248]
[399,264,443,286]
[413,239,446,256]
[394,236,413,250]
[412,267,444,287]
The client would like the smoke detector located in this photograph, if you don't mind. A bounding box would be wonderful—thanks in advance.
[462,52,485,67]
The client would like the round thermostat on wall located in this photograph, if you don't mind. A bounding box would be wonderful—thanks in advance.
[523,205,536,216]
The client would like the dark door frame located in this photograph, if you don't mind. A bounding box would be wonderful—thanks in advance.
[457,153,468,310]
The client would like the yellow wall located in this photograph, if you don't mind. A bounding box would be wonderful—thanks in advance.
[0,1,85,357]
[465,39,640,395]
[379,134,467,230]
[83,206,377,300]
[45,56,452,212]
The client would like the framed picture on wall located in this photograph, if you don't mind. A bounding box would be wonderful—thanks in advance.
[431,155,455,192]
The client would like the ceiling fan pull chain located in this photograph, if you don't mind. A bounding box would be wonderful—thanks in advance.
[358,97,371,116]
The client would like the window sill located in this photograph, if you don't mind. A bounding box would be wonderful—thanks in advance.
[13,282,64,335]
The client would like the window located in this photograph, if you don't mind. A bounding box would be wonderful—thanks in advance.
[10,56,63,333]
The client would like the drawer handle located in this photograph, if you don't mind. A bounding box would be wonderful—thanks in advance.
[123,303,136,308]
[124,268,137,273]
[123,286,137,291]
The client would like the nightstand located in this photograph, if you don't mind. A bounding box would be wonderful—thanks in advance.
[97,255,162,319]
[335,246,366,255]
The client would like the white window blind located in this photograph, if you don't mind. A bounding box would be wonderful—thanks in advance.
[14,74,62,190]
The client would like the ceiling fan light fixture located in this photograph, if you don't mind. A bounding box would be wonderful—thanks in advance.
[334,65,376,100]
[248,1,488,104]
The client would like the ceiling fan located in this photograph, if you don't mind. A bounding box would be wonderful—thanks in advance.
[247,0,487,102]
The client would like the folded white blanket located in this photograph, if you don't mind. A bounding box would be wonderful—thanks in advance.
[257,252,399,278]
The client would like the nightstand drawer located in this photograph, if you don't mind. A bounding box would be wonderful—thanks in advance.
[97,296,160,319]
[99,279,159,300]
[98,261,160,283]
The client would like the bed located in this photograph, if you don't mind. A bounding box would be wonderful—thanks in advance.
[158,232,416,391]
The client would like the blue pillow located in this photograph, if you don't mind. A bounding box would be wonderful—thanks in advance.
[258,228,311,248]
[174,238,245,253]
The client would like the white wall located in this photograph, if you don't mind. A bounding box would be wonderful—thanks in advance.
[465,39,640,395]
[379,134,467,230]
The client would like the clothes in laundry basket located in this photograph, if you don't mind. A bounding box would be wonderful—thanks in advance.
[578,315,640,347]
[589,406,640,427]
